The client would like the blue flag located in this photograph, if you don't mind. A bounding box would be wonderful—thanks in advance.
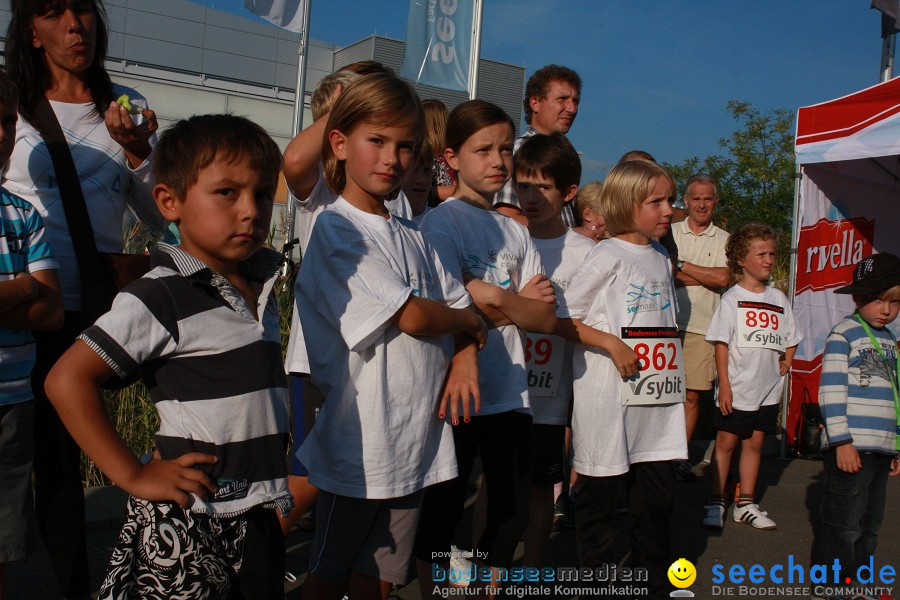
[400,0,475,93]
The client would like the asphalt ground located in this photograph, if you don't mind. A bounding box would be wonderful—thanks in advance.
[8,449,900,600]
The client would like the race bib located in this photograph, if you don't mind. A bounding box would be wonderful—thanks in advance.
[525,333,565,398]
[620,327,685,405]
[737,301,785,351]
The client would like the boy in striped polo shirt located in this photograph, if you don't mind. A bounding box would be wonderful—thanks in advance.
[0,71,63,600]
[46,115,292,599]
[813,252,900,582]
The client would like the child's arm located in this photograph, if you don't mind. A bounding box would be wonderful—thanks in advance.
[0,270,64,331]
[45,341,218,507]
[282,113,329,200]
[818,329,859,473]
[392,296,487,348]
[438,336,480,425]
[779,344,798,376]
[465,274,557,334]
[714,342,732,415]
[553,317,639,378]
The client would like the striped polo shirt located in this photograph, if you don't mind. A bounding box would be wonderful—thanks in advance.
[80,243,292,518]
[0,189,58,406]
[819,314,899,455]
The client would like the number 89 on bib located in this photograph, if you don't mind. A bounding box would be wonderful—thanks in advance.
[620,327,685,406]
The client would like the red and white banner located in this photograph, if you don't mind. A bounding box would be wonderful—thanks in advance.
[788,162,900,442]
[788,77,900,445]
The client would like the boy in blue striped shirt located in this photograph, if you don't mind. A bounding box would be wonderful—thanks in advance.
[0,70,63,599]
[813,252,900,581]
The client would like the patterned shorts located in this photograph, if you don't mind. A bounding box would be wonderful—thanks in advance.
[99,496,250,599]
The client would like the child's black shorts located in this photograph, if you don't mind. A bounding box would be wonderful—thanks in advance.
[713,403,778,437]
[531,423,566,485]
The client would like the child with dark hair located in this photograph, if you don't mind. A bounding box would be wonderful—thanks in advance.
[703,224,801,531]
[812,252,900,583]
[0,69,63,600]
[45,114,292,599]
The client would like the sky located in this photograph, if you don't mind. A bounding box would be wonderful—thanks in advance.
[203,1,887,184]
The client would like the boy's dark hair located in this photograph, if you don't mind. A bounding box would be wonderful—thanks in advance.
[6,0,113,122]
[523,65,582,125]
[0,70,19,108]
[153,114,282,200]
[725,223,777,279]
[514,133,581,191]
[446,100,514,152]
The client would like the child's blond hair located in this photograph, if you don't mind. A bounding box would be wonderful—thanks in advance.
[576,180,603,218]
[322,73,424,195]
[599,160,675,236]
[311,70,361,121]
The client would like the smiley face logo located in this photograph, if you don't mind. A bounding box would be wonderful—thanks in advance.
[668,558,696,588]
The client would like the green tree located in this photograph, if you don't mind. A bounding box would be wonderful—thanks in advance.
[665,100,796,243]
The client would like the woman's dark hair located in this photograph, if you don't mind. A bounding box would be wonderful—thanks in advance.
[5,0,114,122]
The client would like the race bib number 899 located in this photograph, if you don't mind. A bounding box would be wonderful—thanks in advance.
[620,327,685,405]
[737,301,785,351]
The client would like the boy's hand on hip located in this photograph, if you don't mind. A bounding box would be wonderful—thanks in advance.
[835,444,862,474]
[124,452,219,508]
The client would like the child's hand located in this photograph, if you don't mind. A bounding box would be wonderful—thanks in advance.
[890,456,900,477]
[836,444,862,474]
[778,357,792,376]
[519,274,555,304]
[718,387,733,415]
[124,452,219,508]
[469,314,488,350]
[607,337,639,379]
[439,344,480,425]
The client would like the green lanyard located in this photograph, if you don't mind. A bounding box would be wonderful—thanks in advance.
[854,313,900,451]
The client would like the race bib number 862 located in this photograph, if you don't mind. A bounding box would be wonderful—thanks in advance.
[620,327,685,405]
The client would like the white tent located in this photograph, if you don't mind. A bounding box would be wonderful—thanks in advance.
[786,76,900,445]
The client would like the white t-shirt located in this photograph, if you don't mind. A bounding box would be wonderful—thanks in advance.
[296,197,467,499]
[1,85,164,310]
[705,284,802,411]
[420,198,544,416]
[559,238,687,476]
[284,167,413,374]
[529,231,595,425]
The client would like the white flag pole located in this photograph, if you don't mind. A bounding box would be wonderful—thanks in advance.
[467,0,483,100]
[285,0,312,254]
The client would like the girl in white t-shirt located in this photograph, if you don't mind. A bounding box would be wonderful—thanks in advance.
[703,224,801,531]
[414,100,557,598]
[296,73,487,600]
[558,160,687,599]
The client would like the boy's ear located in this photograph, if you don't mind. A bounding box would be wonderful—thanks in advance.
[444,147,460,172]
[328,129,349,160]
[563,184,578,203]
[153,183,181,224]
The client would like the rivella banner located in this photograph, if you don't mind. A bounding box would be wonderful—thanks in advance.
[787,161,900,444]
[400,0,475,92]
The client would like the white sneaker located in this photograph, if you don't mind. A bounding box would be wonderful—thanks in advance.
[702,503,725,530]
[449,545,474,587]
[732,503,777,529]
